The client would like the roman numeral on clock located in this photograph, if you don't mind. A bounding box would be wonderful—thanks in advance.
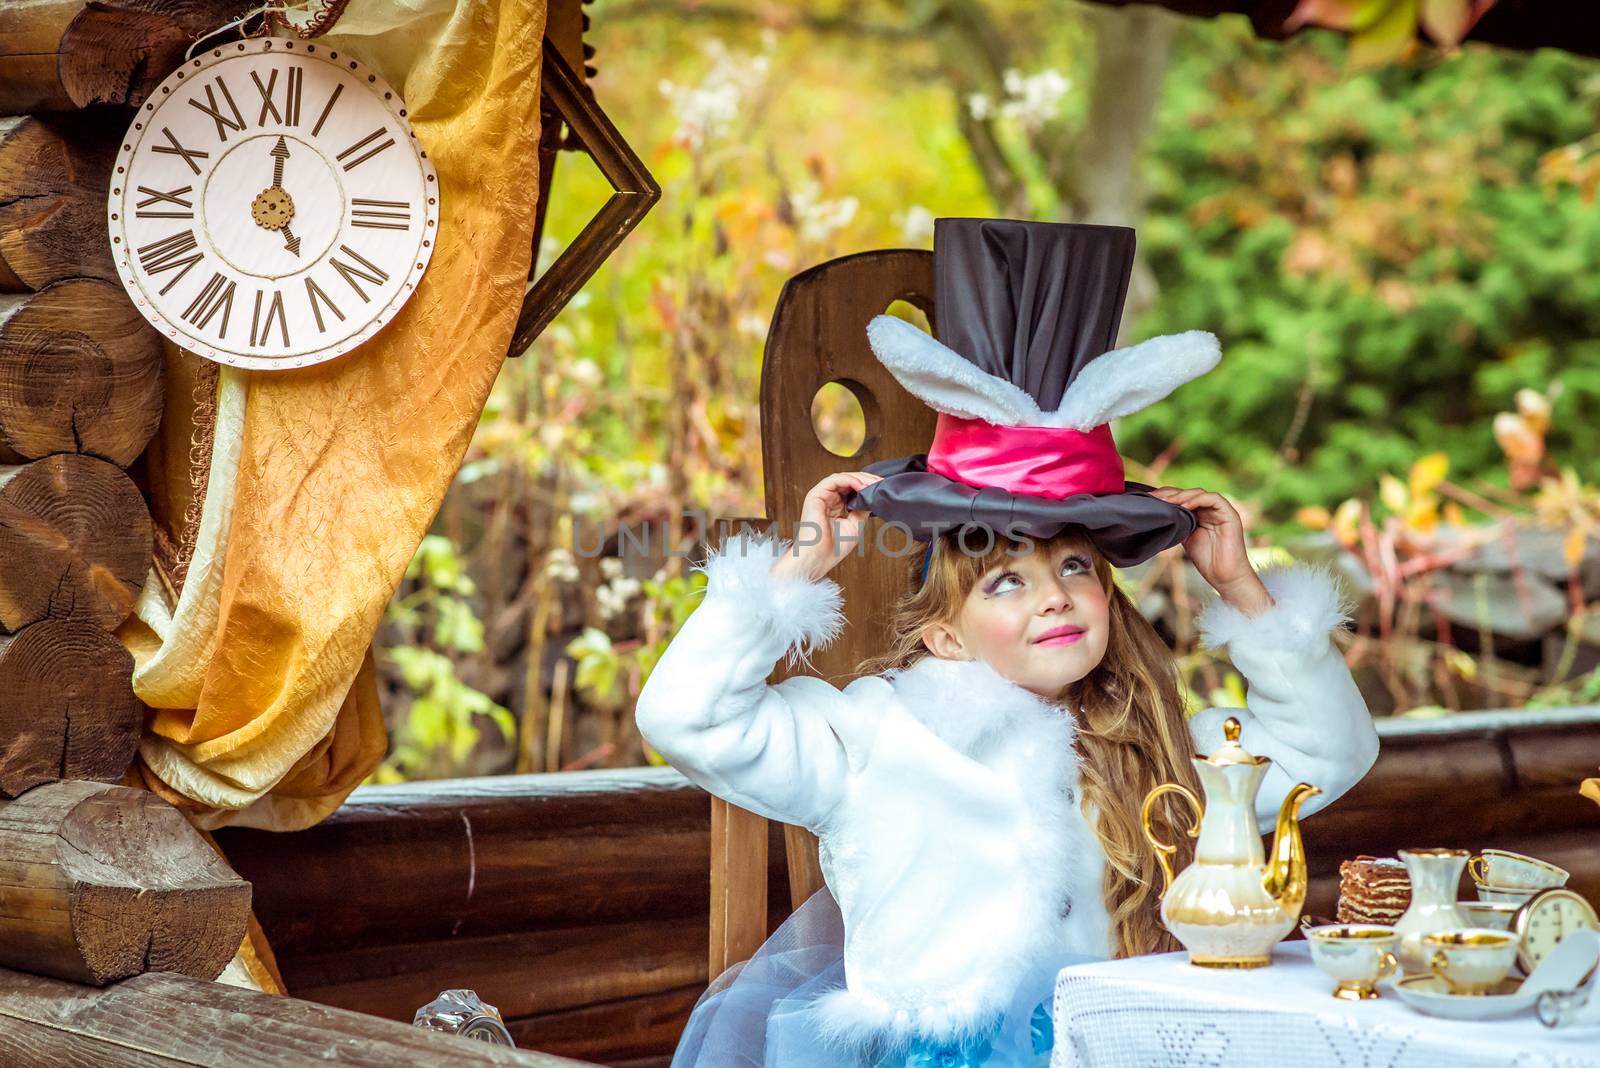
[252,66,303,127]
[330,244,390,302]
[187,78,246,141]
[134,185,194,219]
[336,128,395,172]
[310,83,343,137]
[350,199,411,231]
[136,230,203,295]
[304,276,345,332]
[251,290,289,348]
[151,126,210,175]
[182,272,235,337]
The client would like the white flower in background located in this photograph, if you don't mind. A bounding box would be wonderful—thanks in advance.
[539,424,564,450]
[896,205,937,246]
[596,574,643,621]
[567,358,603,388]
[658,39,772,151]
[998,67,1071,131]
[966,92,993,121]
[789,179,859,245]
[600,557,624,579]
[544,548,579,584]
[737,313,769,338]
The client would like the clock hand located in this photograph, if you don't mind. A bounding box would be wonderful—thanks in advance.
[271,136,289,187]
[281,223,301,257]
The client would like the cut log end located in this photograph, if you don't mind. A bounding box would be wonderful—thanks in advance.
[0,2,257,114]
[0,115,118,292]
[0,782,251,986]
[0,281,164,465]
[0,454,152,633]
[0,622,142,797]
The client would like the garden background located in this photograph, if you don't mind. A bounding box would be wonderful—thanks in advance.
[371,0,1600,783]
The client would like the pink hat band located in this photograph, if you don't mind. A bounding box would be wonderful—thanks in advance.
[925,414,1126,499]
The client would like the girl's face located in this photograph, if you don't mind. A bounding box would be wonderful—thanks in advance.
[921,540,1111,700]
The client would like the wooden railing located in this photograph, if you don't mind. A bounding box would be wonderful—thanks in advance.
[218,707,1600,1068]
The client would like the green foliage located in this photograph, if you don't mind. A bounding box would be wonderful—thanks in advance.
[566,570,708,767]
[1123,23,1600,526]
[373,536,512,783]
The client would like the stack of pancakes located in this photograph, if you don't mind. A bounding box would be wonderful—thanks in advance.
[1336,855,1411,925]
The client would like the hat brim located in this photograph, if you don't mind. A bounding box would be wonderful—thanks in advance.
[845,456,1196,569]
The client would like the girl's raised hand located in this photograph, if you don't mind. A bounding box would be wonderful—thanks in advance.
[1150,486,1272,615]
[769,471,883,583]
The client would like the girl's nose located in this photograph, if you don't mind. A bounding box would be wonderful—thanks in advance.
[1040,582,1072,614]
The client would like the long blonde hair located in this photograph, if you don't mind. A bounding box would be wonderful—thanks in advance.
[858,527,1202,957]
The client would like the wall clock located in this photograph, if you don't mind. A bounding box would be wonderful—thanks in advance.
[108,38,439,370]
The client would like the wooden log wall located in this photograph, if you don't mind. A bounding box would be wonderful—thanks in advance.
[0,2,195,798]
[220,709,1600,1068]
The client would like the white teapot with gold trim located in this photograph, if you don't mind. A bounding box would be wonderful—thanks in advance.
[1141,717,1321,968]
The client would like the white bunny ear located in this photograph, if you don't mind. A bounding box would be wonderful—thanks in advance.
[866,315,1042,425]
[1045,330,1221,430]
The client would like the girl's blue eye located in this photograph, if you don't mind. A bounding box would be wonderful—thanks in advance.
[986,554,1090,594]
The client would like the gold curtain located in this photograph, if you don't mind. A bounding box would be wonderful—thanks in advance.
[118,0,550,832]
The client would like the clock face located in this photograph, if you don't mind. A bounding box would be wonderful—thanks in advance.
[108,38,439,370]
[1516,887,1600,973]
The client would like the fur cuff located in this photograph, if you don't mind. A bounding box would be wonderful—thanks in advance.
[694,530,845,670]
[1197,564,1353,657]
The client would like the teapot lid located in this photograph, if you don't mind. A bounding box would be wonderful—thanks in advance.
[1202,717,1268,767]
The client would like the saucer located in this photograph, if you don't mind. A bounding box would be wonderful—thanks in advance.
[1392,975,1537,1020]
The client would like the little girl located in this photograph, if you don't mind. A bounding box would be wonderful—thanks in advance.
[635,219,1380,1067]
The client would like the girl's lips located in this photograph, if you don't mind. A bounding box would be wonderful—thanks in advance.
[1033,628,1085,646]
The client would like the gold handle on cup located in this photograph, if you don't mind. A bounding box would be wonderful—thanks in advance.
[1429,949,1463,995]
[1377,950,1397,983]
[1468,855,1489,885]
[1141,783,1202,892]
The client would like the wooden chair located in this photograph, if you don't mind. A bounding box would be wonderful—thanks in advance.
[706,248,940,976]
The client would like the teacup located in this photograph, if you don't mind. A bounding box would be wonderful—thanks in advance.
[1424,928,1519,996]
[1307,924,1401,1000]
[1468,849,1569,890]
[1457,901,1520,932]
[1474,881,1541,906]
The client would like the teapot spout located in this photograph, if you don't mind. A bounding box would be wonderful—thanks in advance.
[1261,782,1322,911]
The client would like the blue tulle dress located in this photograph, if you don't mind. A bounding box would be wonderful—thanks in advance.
[671,887,1105,1067]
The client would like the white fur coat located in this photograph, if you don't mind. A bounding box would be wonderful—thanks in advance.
[634,531,1379,1048]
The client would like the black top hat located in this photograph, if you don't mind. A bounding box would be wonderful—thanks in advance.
[844,218,1221,568]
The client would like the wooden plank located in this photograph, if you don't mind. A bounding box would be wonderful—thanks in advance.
[0,782,248,985]
[1508,726,1600,791]
[503,985,705,1066]
[281,919,706,1023]
[216,769,715,956]
[0,967,592,1067]
[708,797,767,977]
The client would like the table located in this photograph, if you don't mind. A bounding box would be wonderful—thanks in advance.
[1052,941,1600,1068]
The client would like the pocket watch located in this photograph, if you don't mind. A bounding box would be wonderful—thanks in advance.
[1512,886,1600,975]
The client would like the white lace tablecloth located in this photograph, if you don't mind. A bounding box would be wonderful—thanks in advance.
[1052,941,1600,1068]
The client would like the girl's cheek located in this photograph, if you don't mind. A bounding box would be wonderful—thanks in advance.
[978,615,1024,647]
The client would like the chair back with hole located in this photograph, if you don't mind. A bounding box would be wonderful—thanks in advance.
[706,248,939,975]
